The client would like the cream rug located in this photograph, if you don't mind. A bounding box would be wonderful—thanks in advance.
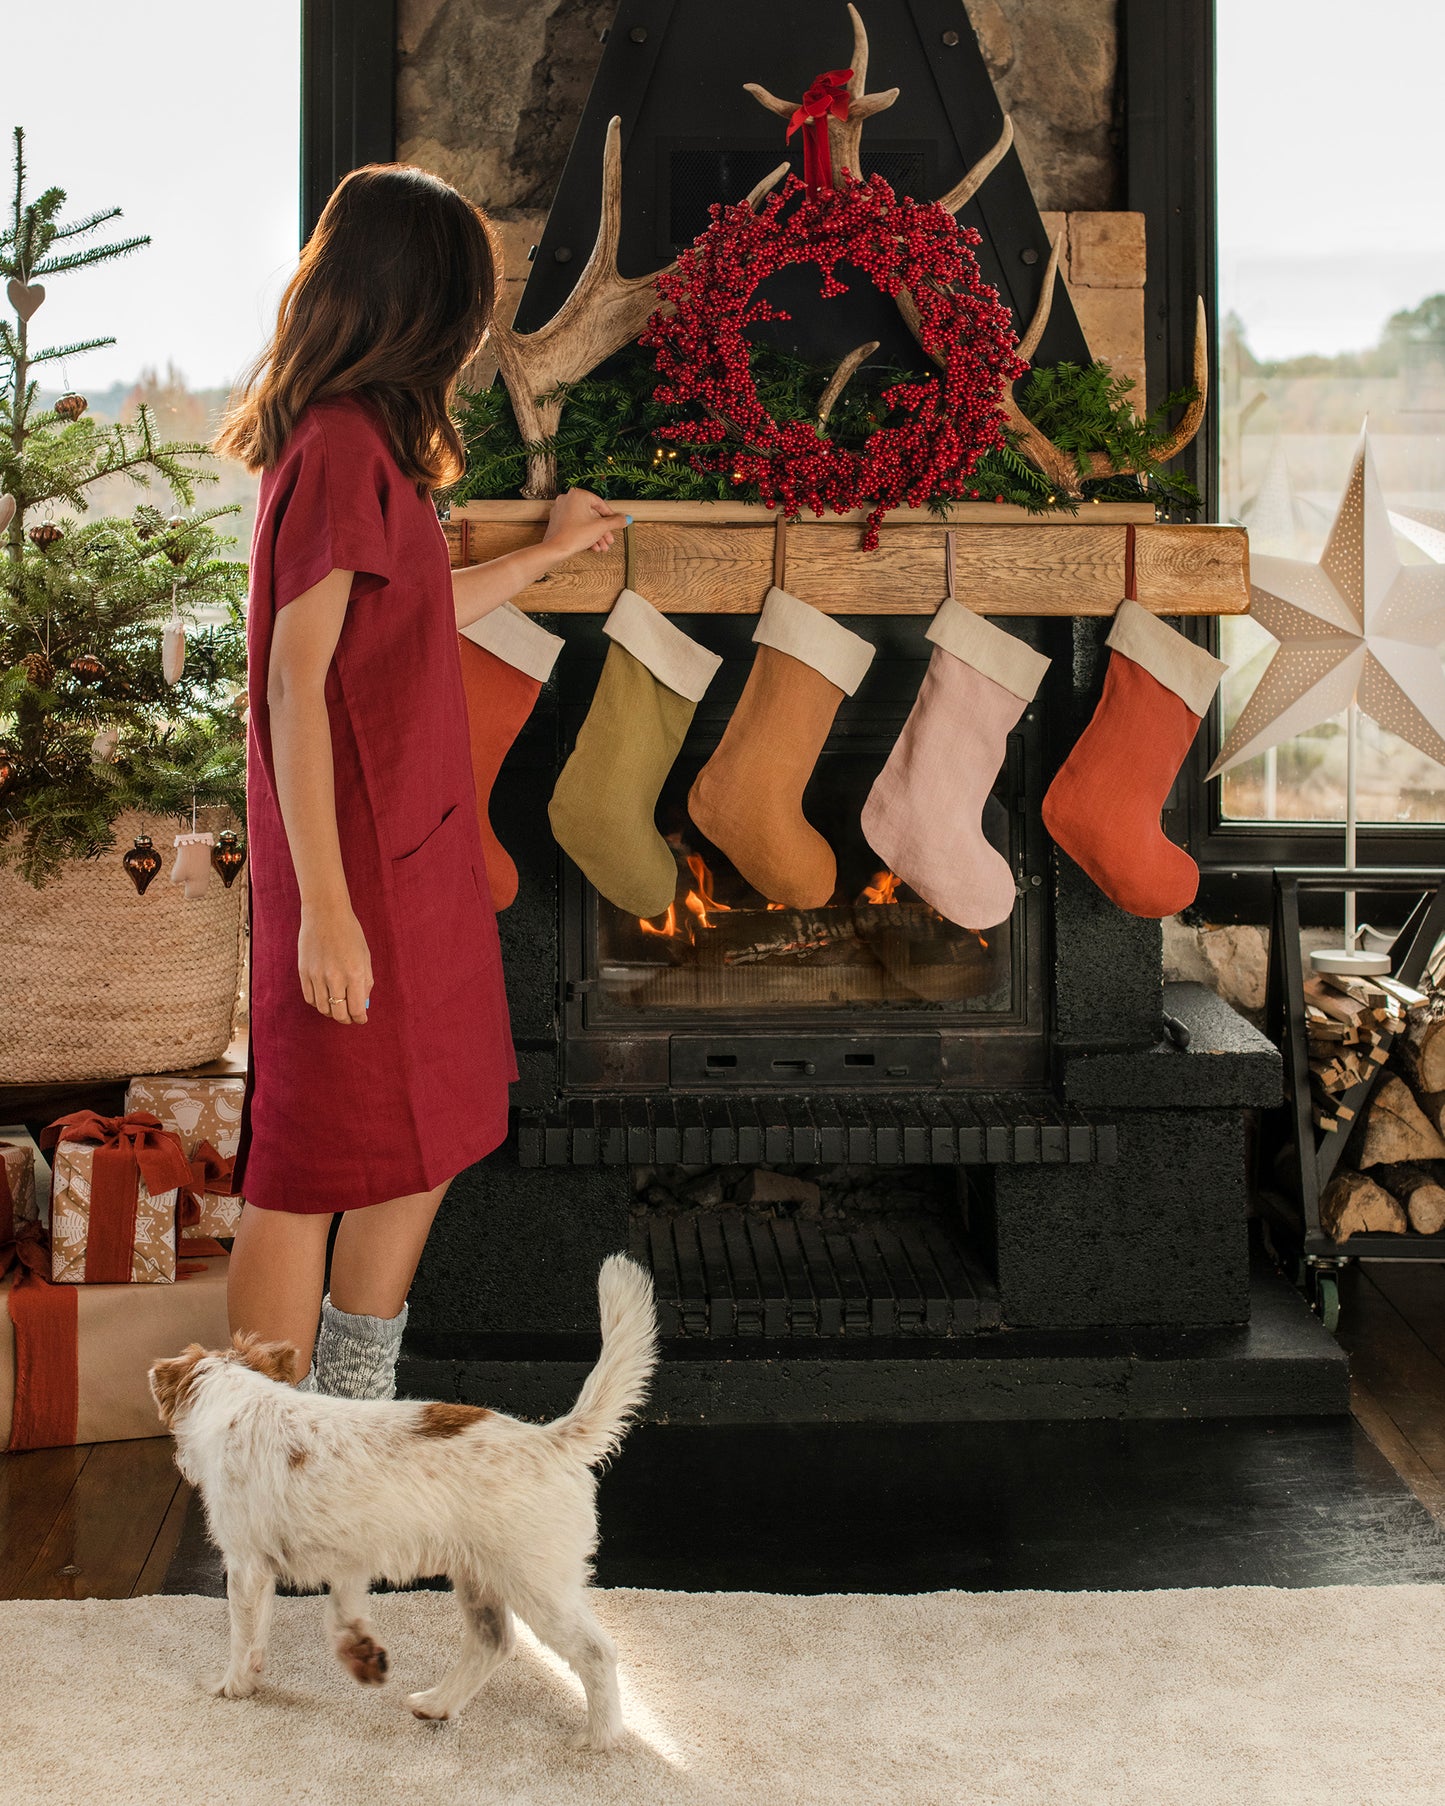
[6,1586,1445,1806]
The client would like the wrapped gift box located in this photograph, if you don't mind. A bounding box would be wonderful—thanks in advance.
[0,1125,51,1229]
[126,1074,245,1236]
[43,1112,196,1286]
[1,1253,231,1449]
[2,1136,37,1228]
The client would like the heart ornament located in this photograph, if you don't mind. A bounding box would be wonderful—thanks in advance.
[0,494,14,534]
[6,278,45,320]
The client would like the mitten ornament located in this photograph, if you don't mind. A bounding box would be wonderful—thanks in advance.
[1041,597,1226,918]
[689,587,875,908]
[170,830,215,900]
[459,603,564,910]
[549,588,722,918]
[862,599,1050,931]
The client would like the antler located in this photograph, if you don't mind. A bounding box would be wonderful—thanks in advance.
[900,227,1209,496]
[744,2,899,185]
[817,340,880,424]
[936,114,1014,216]
[490,116,676,499]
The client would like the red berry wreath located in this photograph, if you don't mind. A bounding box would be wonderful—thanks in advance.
[643,172,1026,549]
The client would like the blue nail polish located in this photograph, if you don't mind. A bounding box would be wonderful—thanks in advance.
[625,514,634,524]
[365,998,371,1009]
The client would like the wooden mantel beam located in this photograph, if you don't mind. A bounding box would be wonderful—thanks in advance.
[448,501,1249,618]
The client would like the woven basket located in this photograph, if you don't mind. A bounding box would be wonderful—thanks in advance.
[0,812,244,1085]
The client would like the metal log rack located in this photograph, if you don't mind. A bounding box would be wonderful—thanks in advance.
[1260,867,1445,1331]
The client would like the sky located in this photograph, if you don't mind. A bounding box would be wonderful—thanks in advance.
[1216,0,1445,359]
[5,2,1441,384]
[6,0,301,393]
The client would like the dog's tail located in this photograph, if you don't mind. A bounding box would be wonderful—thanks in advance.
[548,1255,658,1467]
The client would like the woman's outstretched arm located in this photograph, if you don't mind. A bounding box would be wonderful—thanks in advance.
[268,566,373,1027]
[452,487,628,630]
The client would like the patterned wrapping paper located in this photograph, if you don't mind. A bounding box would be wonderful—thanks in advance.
[2,1138,36,1227]
[125,1075,245,1235]
[49,1141,178,1285]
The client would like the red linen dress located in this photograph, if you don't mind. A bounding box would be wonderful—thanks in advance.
[233,395,516,1214]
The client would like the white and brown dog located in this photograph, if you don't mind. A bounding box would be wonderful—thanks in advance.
[149,1255,657,1749]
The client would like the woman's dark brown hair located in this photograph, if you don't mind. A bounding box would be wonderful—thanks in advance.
[216,164,495,490]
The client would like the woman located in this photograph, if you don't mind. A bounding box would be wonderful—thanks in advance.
[217,164,624,1397]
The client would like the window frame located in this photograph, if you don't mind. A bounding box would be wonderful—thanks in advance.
[1123,0,1445,923]
[300,0,396,243]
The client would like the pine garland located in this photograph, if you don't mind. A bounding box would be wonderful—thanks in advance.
[0,128,248,886]
[452,345,1200,516]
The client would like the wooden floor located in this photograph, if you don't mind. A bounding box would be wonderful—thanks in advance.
[6,1262,1445,1599]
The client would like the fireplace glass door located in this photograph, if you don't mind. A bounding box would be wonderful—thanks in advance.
[586,738,1020,1019]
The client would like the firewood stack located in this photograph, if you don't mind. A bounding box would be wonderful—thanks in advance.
[1310,970,1445,1240]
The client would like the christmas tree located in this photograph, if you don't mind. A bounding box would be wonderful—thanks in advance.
[0,126,247,885]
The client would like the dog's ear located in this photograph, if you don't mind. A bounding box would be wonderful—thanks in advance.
[148,1344,210,1429]
[230,1329,302,1386]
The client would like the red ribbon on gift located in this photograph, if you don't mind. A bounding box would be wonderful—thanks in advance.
[787,68,853,198]
[180,1140,235,1258]
[41,1110,194,1285]
[181,1140,234,1229]
[2,1215,79,1452]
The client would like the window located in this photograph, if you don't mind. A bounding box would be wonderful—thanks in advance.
[12,0,302,557]
[1215,0,1445,827]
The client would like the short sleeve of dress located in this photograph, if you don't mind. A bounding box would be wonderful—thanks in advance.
[270,416,393,613]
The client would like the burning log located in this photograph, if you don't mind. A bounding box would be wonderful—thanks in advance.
[1319,1170,1406,1240]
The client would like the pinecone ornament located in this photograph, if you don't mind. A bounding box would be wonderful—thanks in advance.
[53,392,88,421]
[70,652,106,682]
[20,650,54,687]
[28,522,62,549]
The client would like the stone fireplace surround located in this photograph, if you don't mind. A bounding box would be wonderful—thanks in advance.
[399,608,1342,1425]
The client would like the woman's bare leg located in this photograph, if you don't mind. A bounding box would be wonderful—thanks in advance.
[227,1203,335,1373]
[327,1181,450,1318]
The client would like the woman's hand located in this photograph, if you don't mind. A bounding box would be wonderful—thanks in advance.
[541,487,630,561]
[298,900,373,1026]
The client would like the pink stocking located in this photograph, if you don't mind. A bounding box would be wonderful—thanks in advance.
[862,599,1050,932]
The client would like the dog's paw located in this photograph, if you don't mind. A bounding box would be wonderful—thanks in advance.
[408,1687,451,1721]
[338,1633,389,1686]
[572,1726,622,1753]
[210,1671,258,1700]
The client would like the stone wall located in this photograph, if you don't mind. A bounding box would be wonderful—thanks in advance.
[398,1,1128,383]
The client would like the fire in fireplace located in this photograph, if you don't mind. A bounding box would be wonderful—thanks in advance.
[558,615,1050,1089]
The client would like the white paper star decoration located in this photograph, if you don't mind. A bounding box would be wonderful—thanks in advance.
[1209,427,1445,777]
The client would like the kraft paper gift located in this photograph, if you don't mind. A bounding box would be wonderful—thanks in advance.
[126,1074,245,1235]
[42,1112,194,1285]
[0,1253,232,1449]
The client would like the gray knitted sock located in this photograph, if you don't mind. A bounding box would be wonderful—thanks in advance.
[296,1368,319,1393]
[313,1294,409,1400]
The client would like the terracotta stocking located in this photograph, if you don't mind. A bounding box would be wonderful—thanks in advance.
[688,587,875,908]
[459,603,564,909]
[1041,598,1226,918]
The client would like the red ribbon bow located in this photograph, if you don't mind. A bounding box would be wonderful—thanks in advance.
[41,1110,194,1284]
[786,67,853,198]
[181,1140,235,1230]
[0,1215,50,1284]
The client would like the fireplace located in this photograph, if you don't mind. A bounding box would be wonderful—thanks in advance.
[559,615,1049,1094]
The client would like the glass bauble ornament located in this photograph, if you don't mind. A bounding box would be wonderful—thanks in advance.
[210,829,247,888]
[123,835,163,895]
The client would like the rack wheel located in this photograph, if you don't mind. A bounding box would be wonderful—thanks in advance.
[1316,1272,1341,1334]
